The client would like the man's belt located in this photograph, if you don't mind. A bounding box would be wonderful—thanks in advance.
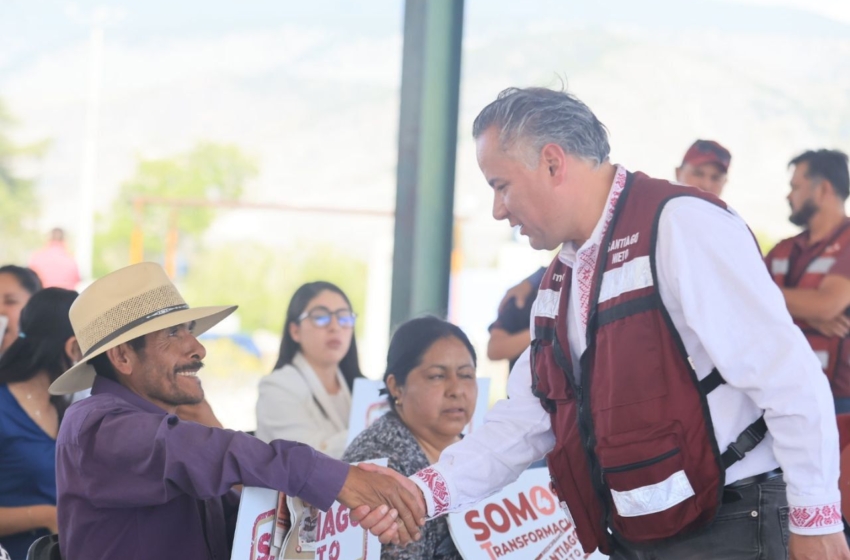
[727,468,783,489]
[722,468,783,503]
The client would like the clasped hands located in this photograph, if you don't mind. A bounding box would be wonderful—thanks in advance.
[336,462,427,546]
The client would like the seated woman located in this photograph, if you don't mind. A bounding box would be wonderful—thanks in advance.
[343,316,478,560]
[256,282,363,458]
[0,288,79,558]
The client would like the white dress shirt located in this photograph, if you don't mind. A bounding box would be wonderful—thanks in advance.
[412,168,842,536]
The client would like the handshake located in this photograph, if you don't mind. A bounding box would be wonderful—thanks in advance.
[336,462,428,547]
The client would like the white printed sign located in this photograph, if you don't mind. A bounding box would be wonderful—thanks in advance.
[232,460,386,560]
[231,486,280,560]
[291,458,385,560]
[346,378,491,445]
[309,496,377,560]
[448,468,605,560]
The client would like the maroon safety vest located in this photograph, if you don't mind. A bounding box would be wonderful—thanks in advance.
[768,222,850,397]
[531,172,766,554]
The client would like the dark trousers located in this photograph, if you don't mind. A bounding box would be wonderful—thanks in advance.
[834,397,850,414]
[611,479,789,560]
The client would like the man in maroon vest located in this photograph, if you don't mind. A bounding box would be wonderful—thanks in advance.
[765,150,850,413]
[359,88,847,559]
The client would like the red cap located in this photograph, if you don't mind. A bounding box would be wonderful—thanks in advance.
[681,140,731,173]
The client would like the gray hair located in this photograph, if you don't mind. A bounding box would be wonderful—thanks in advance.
[472,87,610,167]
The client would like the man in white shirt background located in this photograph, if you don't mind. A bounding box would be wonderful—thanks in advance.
[358,87,848,559]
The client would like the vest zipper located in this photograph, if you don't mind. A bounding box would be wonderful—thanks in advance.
[558,349,610,532]
[601,448,680,474]
[579,341,612,548]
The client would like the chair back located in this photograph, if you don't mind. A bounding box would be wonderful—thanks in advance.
[26,534,61,560]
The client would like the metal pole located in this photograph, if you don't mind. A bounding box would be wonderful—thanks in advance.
[76,23,103,282]
[390,0,427,331]
[390,0,464,330]
[164,209,179,278]
[129,198,144,264]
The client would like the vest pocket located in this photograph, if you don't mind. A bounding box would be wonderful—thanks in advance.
[530,338,575,403]
[597,423,700,541]
[594,311,667,410]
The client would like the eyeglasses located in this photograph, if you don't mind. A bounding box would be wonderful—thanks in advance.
[298,307,357,329]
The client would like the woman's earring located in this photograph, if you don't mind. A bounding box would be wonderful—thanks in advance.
[394,397,401,406]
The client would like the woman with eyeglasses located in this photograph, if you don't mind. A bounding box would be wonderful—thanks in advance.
[256,282,363,459]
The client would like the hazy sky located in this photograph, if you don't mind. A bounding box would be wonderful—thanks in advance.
[732,0,850,23]
[1,0,849,249]
[3,0,848,71]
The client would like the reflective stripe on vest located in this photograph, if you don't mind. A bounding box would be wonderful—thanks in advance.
[771,258,789,275]
[610,470,695,518]
[807,257,837,274]
[532,288,560,321]
[598,255,653,303]
[815,350,830,370]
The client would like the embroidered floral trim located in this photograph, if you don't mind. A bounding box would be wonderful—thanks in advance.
[577,165,628,326]
[414,467,451,516]
[789,503,843,529]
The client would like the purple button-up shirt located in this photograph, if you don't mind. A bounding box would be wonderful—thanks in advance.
[56,377,349,560]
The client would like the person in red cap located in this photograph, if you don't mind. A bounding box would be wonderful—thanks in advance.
[675,139,731,197]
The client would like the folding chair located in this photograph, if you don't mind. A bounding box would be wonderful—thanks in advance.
[26,534,61,560]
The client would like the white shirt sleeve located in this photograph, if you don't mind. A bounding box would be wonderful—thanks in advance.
[657,199,841,535]
[411,348,556,517]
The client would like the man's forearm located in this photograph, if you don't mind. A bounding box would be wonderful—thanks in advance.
[487,329,531,361]
[411,349,555,517]
[782,287,845,322]
[0,505,56,536]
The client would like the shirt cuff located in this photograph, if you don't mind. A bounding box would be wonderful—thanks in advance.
[297,452,350,511]
[410,466,452,519]
[787,495,844,535]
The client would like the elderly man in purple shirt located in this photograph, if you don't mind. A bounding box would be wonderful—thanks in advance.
[48,263,423,560]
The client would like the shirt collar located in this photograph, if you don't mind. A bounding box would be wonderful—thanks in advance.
[91,375,169,415]
[293,352,313,374]
[293,351,344,381]
[558,164,628,267]
[792,233,810,251]
[793,217,850,250]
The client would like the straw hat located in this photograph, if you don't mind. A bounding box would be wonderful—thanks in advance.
[49,262,237,395]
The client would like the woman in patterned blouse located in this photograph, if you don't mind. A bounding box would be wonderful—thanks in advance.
[343,316,478,560]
